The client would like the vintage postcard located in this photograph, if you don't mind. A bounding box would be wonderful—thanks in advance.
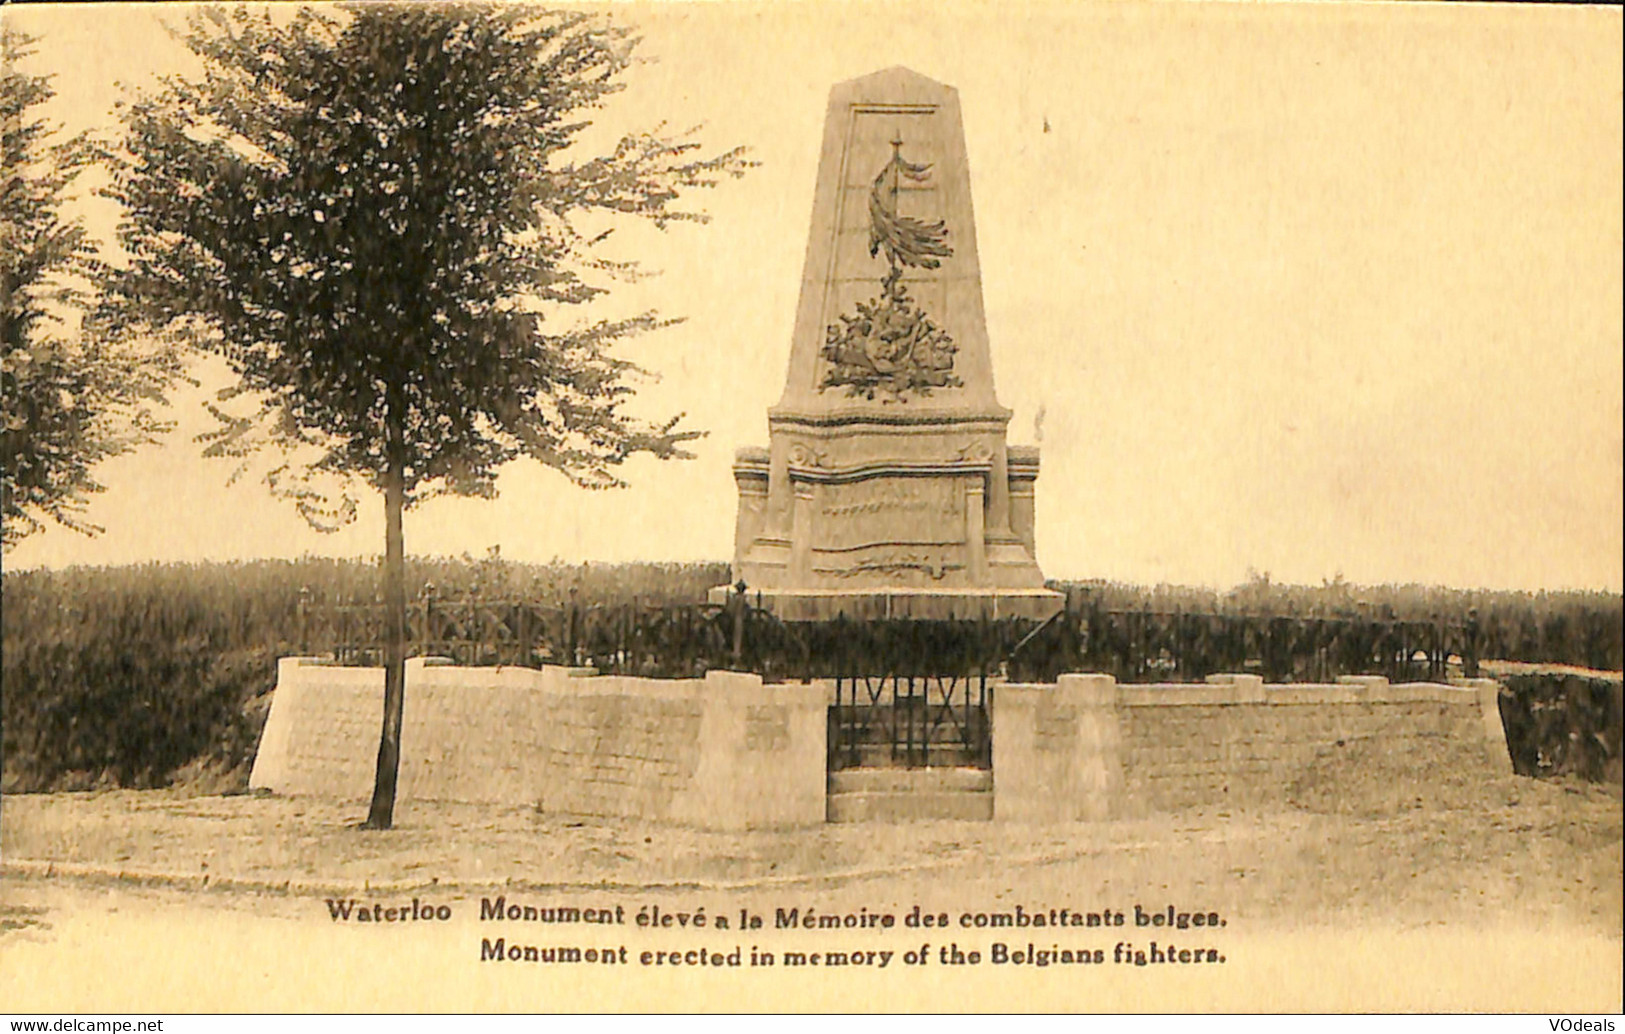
[1,0,1621,1016]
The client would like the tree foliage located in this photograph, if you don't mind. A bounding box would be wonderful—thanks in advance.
[103,3,751,827]
[106,4,748,520]
[1,28,178,548]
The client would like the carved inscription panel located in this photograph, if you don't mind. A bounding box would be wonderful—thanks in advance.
[811,475,967,552]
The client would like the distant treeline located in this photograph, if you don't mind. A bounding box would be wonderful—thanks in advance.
[1,557,1620,793]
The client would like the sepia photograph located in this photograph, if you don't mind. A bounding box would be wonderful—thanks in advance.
[1,0,1621,1015]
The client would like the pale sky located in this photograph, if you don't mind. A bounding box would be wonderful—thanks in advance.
[4,1,1622,592]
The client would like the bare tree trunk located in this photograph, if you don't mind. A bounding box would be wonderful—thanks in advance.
[363,440,408,830]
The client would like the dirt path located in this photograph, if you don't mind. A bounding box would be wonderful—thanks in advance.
[3,774,1620,1012]
[4,773,1621,925]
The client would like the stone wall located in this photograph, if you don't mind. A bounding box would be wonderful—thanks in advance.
[249,658,826,830]
[992,673,1510,821]
[253,659,1513,827]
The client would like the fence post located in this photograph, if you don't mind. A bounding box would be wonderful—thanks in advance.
[1464,608,1480,679]
[1264,616,1278,683]
[616,602,628,675]
[1428,614,1441,682]
[567,586,580,667]
[731,580,747,670]
[336,593,350,665]
[516,599,530,668]
[1124,608,1138,681]
[1137,604,1151,681]
[477,587,491,667]
[1175,608,1188,681]
[420,581,436,662]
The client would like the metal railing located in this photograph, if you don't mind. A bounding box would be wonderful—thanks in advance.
[297,586,1480,685]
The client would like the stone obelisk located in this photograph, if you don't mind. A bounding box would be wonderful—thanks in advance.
[716,67,1061,621]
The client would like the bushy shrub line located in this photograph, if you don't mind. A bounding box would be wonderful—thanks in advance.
[1499,673,1624,785]
[1,557,729,792]
[1053,577,1623,671]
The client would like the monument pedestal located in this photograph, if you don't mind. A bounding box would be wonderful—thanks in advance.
[718,67,1061,621]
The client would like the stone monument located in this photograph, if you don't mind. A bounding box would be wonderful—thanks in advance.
[715,67,1062,621]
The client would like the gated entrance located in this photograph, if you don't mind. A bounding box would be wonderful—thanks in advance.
[828,673,992,770]
[784,616,1006,774]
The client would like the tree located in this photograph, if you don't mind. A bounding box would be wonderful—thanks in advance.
[106,5,751,828]
[1,28,179,549]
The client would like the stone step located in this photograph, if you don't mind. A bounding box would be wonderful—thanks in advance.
[829,743,982,768]
[827,789,993,823]
[828,766,992,794]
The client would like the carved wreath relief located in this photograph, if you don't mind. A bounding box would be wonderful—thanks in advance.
[830,551,962,582]
[821,138,962,402]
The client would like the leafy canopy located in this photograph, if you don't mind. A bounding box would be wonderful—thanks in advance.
[1,28,179,548]
[106,4,750,527]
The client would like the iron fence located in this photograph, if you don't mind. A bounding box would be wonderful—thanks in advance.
[1005,594,1476,684]
[297,586,1479,685]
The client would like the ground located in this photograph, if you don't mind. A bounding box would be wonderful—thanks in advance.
[2,773,1621,1013]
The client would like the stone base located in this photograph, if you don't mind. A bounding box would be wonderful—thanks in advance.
[992,673,1512,822]
[250,658,828,830]
[707,585,1063,622]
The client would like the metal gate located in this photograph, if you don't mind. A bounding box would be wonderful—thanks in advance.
[828,672,991,770]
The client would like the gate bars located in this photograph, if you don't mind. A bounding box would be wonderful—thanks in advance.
[829,672,993,770]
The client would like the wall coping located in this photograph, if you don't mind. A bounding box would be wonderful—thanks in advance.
[277,661,1495,709]
[274,659,843,707]
[993,673,1495,708]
